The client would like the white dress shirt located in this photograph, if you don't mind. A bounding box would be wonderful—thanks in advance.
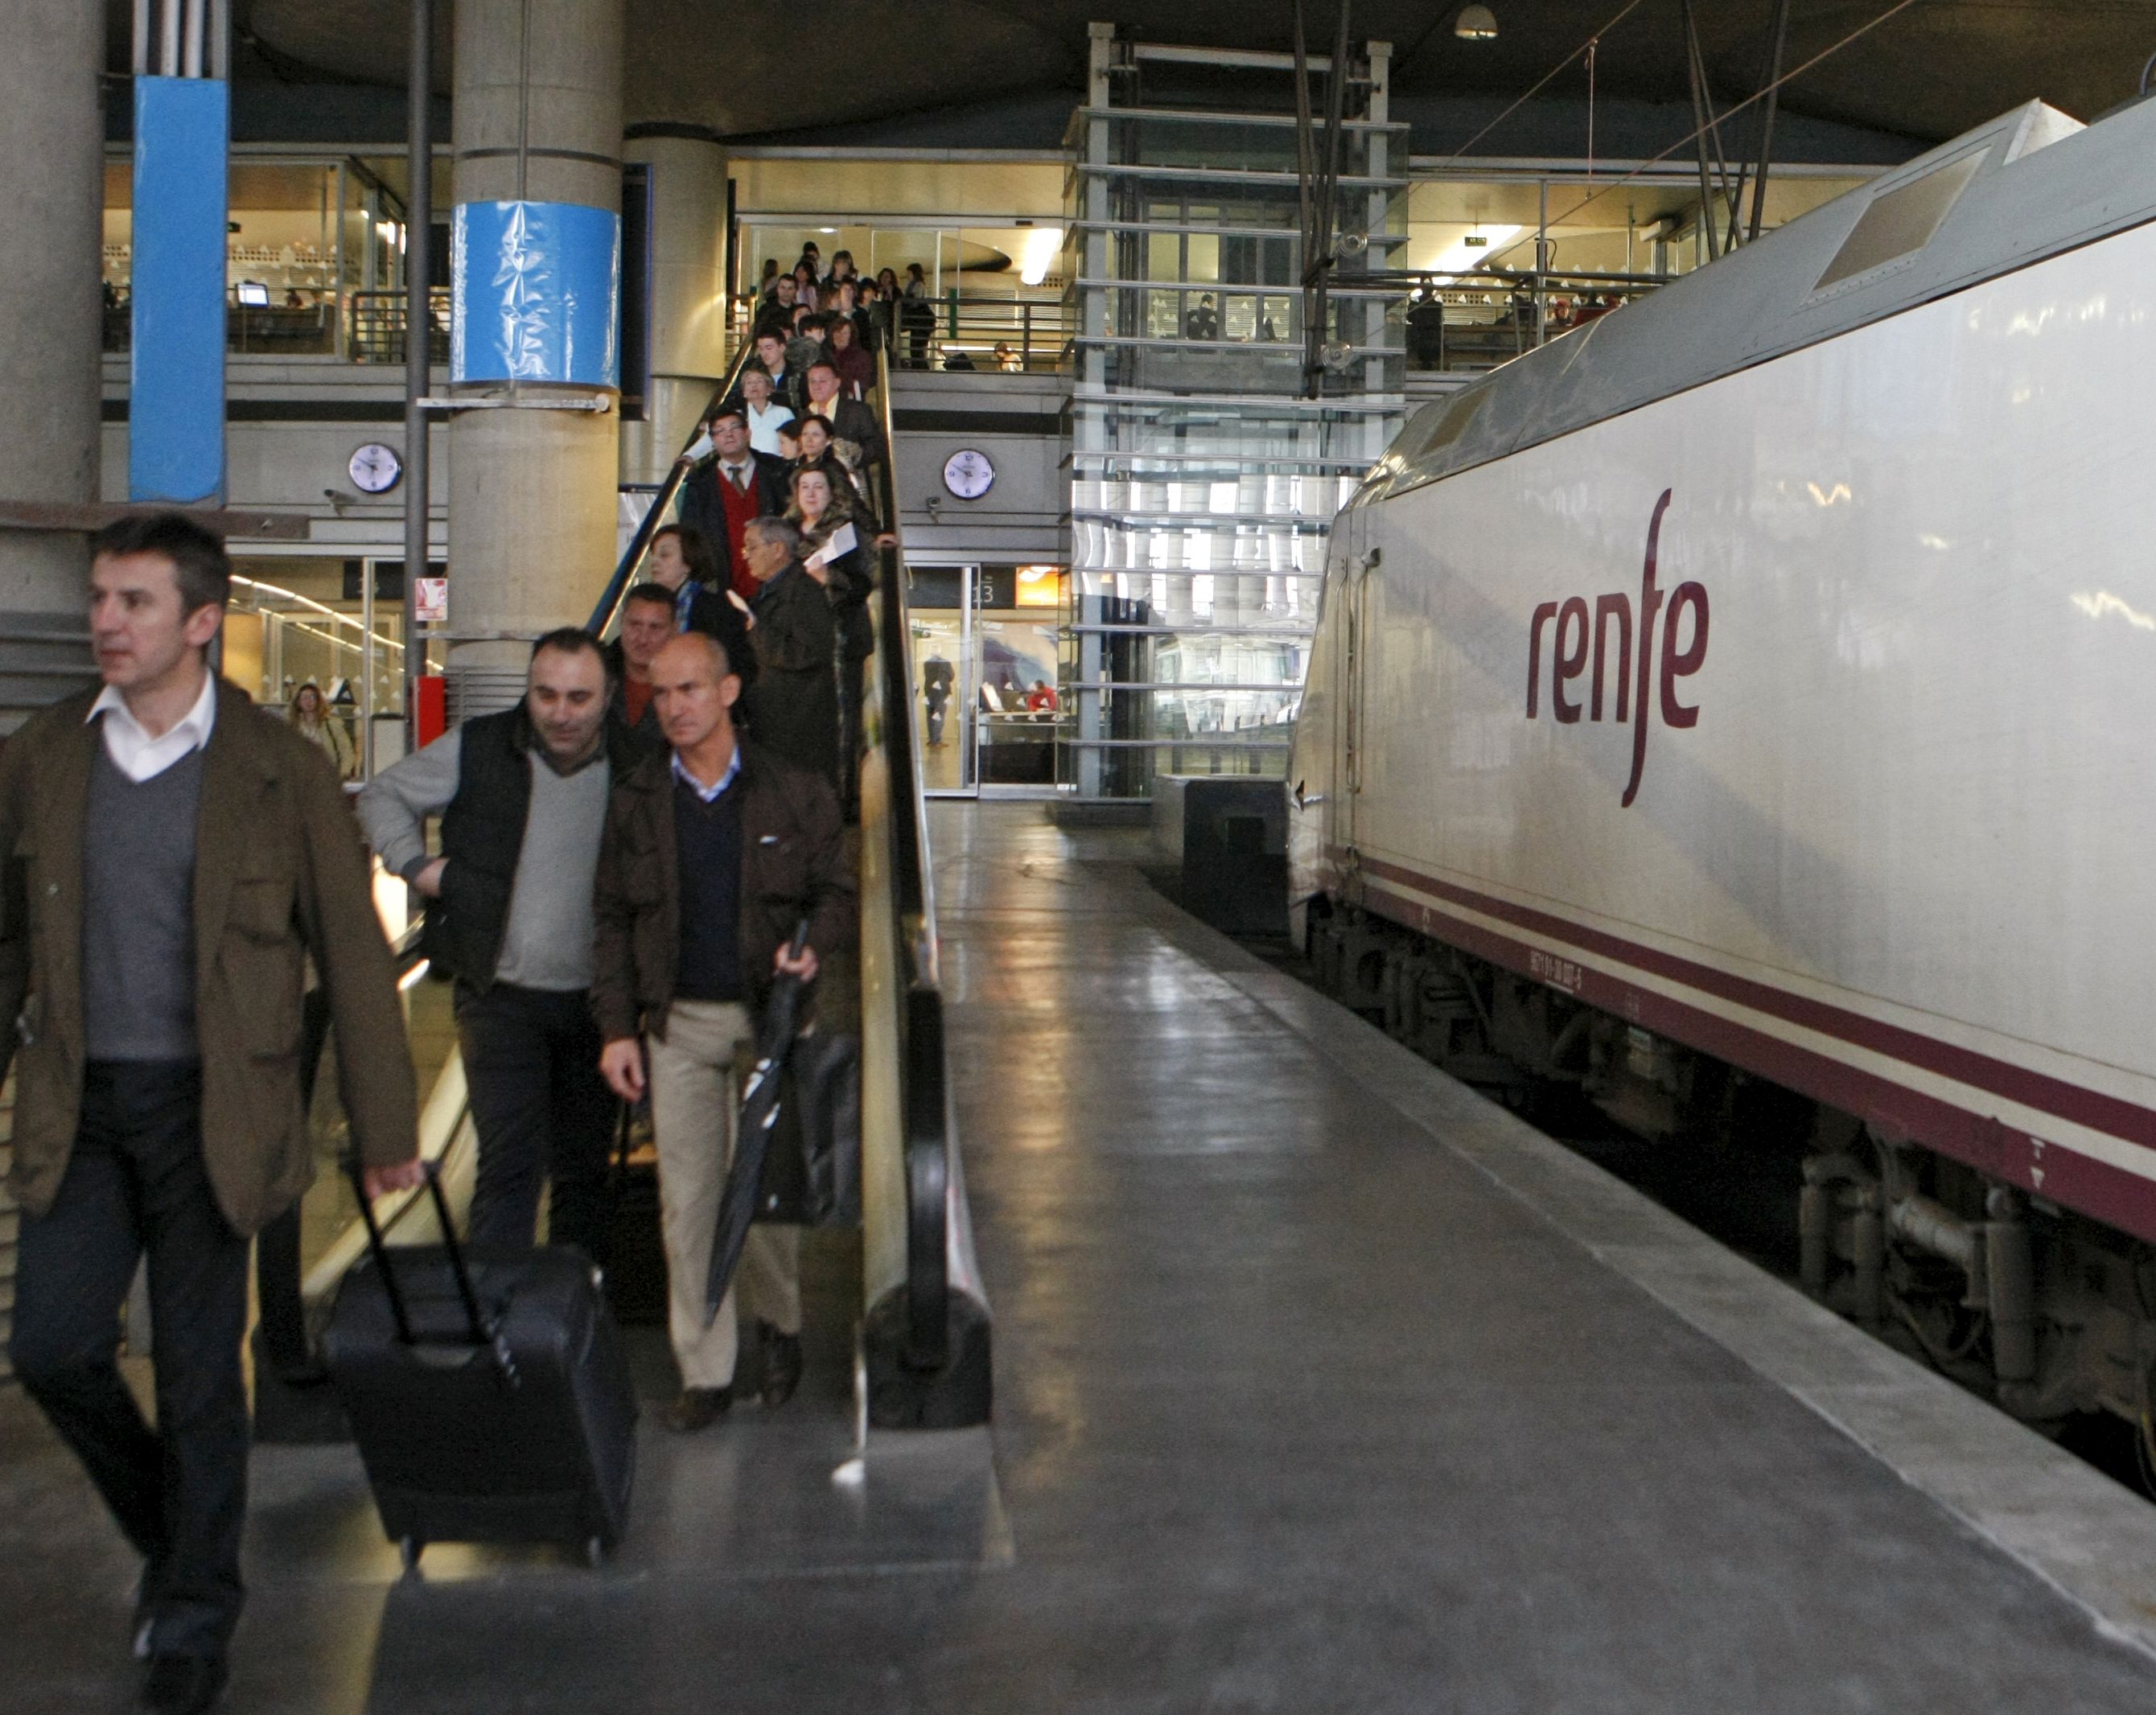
[671,743,742,804]
[87,668,218,783]
[746,401,794,456]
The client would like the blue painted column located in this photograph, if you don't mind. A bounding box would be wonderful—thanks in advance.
[450,199,621,388]
[444,0,625,721]
[129,75,229,505]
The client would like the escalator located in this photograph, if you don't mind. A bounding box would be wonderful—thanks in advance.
[257,340,989,1435]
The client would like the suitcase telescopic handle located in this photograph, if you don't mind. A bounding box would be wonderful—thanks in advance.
[344,1157,491,1349]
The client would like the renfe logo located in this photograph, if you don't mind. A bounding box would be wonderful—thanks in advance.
[1524,490,1708,807]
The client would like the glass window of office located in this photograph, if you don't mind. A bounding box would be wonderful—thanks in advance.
[1397,170,1874,371]
[101,151,450,362]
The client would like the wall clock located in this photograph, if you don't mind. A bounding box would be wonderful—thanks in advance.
[942,448,995,500]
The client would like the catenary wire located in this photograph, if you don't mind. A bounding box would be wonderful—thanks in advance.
[1479,0,1934,265]
[1438,0,1652,168]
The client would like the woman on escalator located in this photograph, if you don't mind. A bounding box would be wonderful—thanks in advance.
[787,465,875,820]
[793,415,880,534]
[826,311,874,399]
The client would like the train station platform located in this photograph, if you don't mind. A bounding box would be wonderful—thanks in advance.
[10,800,2156,1710]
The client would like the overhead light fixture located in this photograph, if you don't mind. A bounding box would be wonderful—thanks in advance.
[1018,226,1064,287]
[1454,6,1498,41]
[1429,222,1521,276]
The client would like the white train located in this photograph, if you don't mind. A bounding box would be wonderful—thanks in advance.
[1292,94,2156,1441]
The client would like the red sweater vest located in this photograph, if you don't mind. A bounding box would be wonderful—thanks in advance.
[714,464,763,603]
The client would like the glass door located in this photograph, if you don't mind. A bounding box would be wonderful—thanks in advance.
[910,563,975,796]
[973,565,1065,792]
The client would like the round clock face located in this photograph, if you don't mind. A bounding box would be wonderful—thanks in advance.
[348,442,403,495]
[942,448,995,500]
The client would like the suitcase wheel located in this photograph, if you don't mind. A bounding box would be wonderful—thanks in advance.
[400,1536,424,1574]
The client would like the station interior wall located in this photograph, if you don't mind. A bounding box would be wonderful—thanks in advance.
[84,146,1889,742]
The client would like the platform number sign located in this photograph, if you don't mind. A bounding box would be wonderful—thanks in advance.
[942,449,995,500]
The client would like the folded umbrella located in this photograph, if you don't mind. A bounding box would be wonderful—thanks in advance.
[706,920,810,1322]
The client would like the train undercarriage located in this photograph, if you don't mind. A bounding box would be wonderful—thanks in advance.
[1305,895,2156,1486]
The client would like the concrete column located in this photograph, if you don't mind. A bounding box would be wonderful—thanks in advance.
[620,131,729,485]
[0,0,104,714]
[446,0,625,717]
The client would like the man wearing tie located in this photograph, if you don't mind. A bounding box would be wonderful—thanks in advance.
[678,405,788,604]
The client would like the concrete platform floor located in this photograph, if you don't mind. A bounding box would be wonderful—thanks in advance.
[7,800,2156,1711]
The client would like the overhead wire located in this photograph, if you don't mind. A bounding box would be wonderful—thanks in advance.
[1478,0,1935,268]
[1535,0,1940,248]
[1438,0,1652,168]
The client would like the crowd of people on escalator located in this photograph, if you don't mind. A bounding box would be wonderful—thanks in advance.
[332,239,907,1449]
[1,241,942,1714]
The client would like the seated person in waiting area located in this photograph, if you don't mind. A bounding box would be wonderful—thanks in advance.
[593,630,854,1432]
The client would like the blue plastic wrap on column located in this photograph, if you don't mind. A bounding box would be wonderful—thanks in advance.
[130,76,230,505]
[450,201,622,387]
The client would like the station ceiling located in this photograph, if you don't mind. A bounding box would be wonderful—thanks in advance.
[121,2,2156,151]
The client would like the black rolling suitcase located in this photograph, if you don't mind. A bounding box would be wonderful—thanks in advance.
[323,1162,638,1569]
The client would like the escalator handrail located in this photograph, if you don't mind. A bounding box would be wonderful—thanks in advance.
[866,348,960,1369]
[584,335,761,640]
[868,355,940,993]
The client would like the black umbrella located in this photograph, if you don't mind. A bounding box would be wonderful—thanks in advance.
[705,920,810,1322]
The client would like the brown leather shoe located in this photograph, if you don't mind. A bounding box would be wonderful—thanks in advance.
[662,1386,732,1433]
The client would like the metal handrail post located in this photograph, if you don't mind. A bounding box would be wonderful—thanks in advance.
[402,0,432,754]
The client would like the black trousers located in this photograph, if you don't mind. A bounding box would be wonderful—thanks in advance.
[10,1060,249,1659]
[454,981,615,1261]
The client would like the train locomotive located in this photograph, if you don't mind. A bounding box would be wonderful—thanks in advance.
[1290,95,2156,1454]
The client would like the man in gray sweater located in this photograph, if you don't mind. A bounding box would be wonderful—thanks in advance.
[2,512,419,1714]
[357,631,636,1260]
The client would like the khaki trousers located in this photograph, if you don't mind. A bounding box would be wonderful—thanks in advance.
[647,999,801,1390]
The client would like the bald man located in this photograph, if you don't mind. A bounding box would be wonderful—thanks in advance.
[590,632,854,1429]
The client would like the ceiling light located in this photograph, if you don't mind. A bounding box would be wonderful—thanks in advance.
[1454,6,1498,41]
[1428,222,1521,276]
[1018,226,1064,287]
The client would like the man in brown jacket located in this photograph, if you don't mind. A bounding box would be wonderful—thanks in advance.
[0,512,420,1714]
[593,631,853,1431]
